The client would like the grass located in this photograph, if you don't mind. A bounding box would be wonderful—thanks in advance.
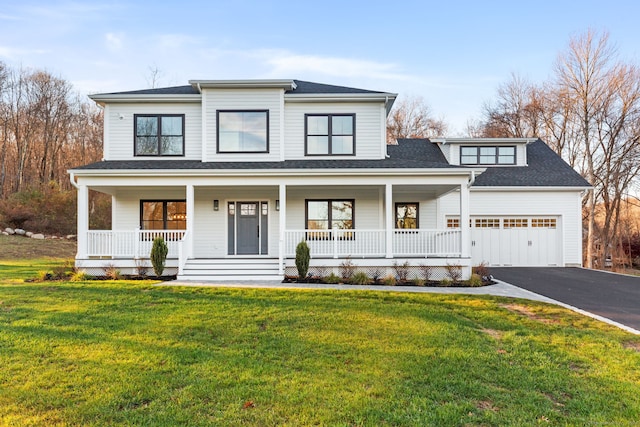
[0,234,77,259]
[1,260,640,425]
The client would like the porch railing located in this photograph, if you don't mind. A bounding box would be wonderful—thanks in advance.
[393,229,461,257]
[86,229,186,258]
[285,229,386,258]
[284,228,461,258]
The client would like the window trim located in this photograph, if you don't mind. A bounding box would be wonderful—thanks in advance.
[140,200,187,230]
[395,202,419,229]
[304,199,355,239]
[133,114,185,157]
[216,109,270,154]
[304,113,356,156]
[460,145,516,165]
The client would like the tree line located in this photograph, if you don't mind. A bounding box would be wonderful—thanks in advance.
[0,62,103,196]
[0,62,105,234]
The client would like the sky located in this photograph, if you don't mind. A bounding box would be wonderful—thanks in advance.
[1,0,639,134]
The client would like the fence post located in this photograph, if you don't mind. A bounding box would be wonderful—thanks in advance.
[134,227,141,259]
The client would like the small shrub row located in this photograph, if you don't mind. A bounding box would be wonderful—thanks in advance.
[284,265,492,287]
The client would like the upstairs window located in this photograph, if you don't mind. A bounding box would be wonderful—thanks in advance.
[305,114,355,155]
[460,146,515,165]
[134,114,184,156]
[217,110,269,153]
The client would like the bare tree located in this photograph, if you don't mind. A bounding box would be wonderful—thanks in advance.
[145,65,164,89]
[480,73,543,138]
[477,30,640,269]
[0,64,103,197]
[386,95,447,143]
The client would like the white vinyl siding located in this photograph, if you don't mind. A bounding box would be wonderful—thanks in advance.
[105,103,201,161]
[111,187,187,230]
[203,88,282,162]
[284,187,380,230]
[284,102,384,159]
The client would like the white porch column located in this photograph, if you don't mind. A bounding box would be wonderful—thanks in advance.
[186,184,195,258]
[460,182,471,258]
[385,183,393,258]
[76,184,88,259]
[278,184,287,275]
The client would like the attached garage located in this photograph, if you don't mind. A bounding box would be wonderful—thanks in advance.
[470,216,561,266]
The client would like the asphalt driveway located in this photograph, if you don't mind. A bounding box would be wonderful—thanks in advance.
[492,267,640,331]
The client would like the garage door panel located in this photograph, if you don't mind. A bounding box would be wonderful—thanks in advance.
[471,216,561,267]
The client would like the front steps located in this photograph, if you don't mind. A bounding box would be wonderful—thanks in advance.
[177,258,282,281]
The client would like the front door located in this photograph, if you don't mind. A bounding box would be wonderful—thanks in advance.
[237,202,259,254]
[228,201,269,255]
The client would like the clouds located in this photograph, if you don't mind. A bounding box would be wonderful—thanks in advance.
[105,33,124,52]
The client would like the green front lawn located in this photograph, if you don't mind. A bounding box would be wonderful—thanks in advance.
[1,260,639,426]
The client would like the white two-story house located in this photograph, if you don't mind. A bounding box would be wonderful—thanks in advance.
[69,79,590,280]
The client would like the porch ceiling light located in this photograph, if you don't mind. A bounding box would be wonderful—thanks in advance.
[276,200,280,211]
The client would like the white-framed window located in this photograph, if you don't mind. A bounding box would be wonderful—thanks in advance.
[474,218,501,228]
[217,110,269,153]
[446,217,460,228]
[504,218,528,228]
[531,218,557,228]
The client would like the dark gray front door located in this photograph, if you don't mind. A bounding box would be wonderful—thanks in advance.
[236,202,259,255]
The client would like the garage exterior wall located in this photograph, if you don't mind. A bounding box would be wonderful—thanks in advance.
[438,189,584,266]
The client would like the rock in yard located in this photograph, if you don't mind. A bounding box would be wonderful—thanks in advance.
[14,229,26,235]
[25,231,33,237]
[66,235,77,240]
[1,231,8,236]
[4,227,14,235]
[31,233,45,240]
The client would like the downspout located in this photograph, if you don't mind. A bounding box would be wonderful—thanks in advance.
[69,172,79,189]
[467,170,476,188]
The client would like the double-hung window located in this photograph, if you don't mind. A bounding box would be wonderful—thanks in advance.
[305,200,354,239]
[134,114,184,156]
[217,110,269,153]
[140,200,187,230]
[305,114,355,155]
[460,146,516,165]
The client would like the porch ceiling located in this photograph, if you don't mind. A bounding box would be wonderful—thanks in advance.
[87,184,460,198]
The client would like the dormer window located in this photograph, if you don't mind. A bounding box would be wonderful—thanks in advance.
[134,114,185,156]
[460,146,515,165]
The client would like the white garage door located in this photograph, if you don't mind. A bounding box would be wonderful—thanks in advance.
[469,217,561,266]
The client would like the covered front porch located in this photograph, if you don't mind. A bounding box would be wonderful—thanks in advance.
[73,172,474,280]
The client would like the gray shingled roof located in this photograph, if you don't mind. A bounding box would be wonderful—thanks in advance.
[471,139,590,187]
[71,138,590,188]
[289,80,387,94]
[96,85,200,96]
[92,80,386,97]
